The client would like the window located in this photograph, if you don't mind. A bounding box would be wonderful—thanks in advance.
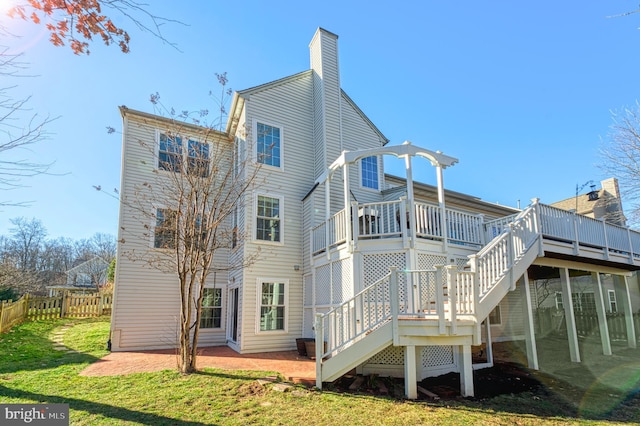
[608,290,617,313]
[158,132,209,176]
[200,288,222,328]
[187,139,210,177]
[572,292,596,312]
[256,122,281,167]
[256,195,281,242]
[555,292,564,310]
[158,134,183,172]
[259,281,286,331]
[154,208,177,249]
[488,306,502,325]
[361,156,379,190]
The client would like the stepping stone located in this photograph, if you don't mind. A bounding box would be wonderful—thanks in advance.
[272,383,293,392]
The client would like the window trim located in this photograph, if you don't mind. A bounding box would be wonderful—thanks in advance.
[359,155,380,192]
[200,287,223,330]
[607,289,617,313]
[152,206,177,249]
[256,278,289,334]
[155,130,210,176]
[555,291,564,310]
[252,119,284,171]
[254,192,284,245]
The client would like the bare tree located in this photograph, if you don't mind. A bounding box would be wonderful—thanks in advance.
[117,100,261,373]
[600,103,640,228]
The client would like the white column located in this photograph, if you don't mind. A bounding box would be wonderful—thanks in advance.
[405,153,416,248]
[435,164,448,253]
[325,174,332,260]
[560,268,581,362]
[521,274,539,369]
[343,164,352,252]
[592,272,612,355]
[404,345,417,399]
[458,345,474,397]
[614,275,637,349]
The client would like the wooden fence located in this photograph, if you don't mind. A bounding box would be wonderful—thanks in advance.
[535,307,640,342]
[0,292,113,333]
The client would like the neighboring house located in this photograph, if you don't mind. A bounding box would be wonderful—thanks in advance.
[67,256,109,288]
[111,28,640,399]
[550,178,627,226]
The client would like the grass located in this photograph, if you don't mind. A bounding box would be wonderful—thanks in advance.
[0,318,638,425]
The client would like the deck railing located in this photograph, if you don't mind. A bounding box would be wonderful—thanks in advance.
[537,204,640,259]
[312,199,485,255]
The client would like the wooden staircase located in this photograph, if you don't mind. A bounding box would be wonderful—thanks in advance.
[314,203,543,397]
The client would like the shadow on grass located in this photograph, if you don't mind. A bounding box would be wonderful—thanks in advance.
[0,321,103,375]
[0,384,209,426]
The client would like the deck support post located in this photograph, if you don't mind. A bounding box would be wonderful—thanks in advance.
[560,267,581,363]
[315,313,324,390]
[404,345,417,399]
[521,274,539,369]
[614,274,637,349]
[592,272,612,355]
[458,344,474,397]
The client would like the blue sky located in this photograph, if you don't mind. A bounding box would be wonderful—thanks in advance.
[1,1,639,239]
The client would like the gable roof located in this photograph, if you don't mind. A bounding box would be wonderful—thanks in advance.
[225,71,389,145]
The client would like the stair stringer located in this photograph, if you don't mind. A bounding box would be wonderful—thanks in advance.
[320,321,393,383]
[475,236,541,322]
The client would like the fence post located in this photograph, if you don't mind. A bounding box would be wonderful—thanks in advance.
[22,294,29,321]
[61,291,68,318]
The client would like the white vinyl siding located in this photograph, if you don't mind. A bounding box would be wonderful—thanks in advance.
[111,113,229,351]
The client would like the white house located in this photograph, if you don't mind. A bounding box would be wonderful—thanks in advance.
[110,28,640,399]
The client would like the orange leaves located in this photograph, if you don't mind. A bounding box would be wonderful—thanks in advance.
[9,0,131,55]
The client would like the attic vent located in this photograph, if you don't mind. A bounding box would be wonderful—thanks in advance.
[587,185,599,201]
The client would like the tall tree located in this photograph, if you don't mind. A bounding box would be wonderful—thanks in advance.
[600,104,640,228]
[119,98,261,373]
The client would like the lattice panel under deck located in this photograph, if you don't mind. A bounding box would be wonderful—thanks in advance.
[365,346,405,366]
[315,265,331,305]
[422,345,454,367]
[363,252,406,284]
[418,254,447,270]
[332,259,353,304]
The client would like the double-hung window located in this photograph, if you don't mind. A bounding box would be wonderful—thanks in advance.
[159,134,183,172]
[188,140,210,177]
[259,281,286,331]
[608,290,617,313]
[361,156,379,190]
[200,288,222,328]
[256,122,281,168]
[154,208,177,249]
[158,132,209,176]
[256,195,281,242]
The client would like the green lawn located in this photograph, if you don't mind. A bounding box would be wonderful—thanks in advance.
[0,318,638,425]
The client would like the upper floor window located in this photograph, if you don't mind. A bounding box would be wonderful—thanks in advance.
[200,288,222,328]
[256,122,281,168]
[188,140,210,177]
[154,208,177,249]
[158,132,209,176]
[361,156,379,190]
[159,134,183,172]
[256,195,281,242]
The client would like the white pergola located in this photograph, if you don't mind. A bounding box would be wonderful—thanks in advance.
[315,141,459,250]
